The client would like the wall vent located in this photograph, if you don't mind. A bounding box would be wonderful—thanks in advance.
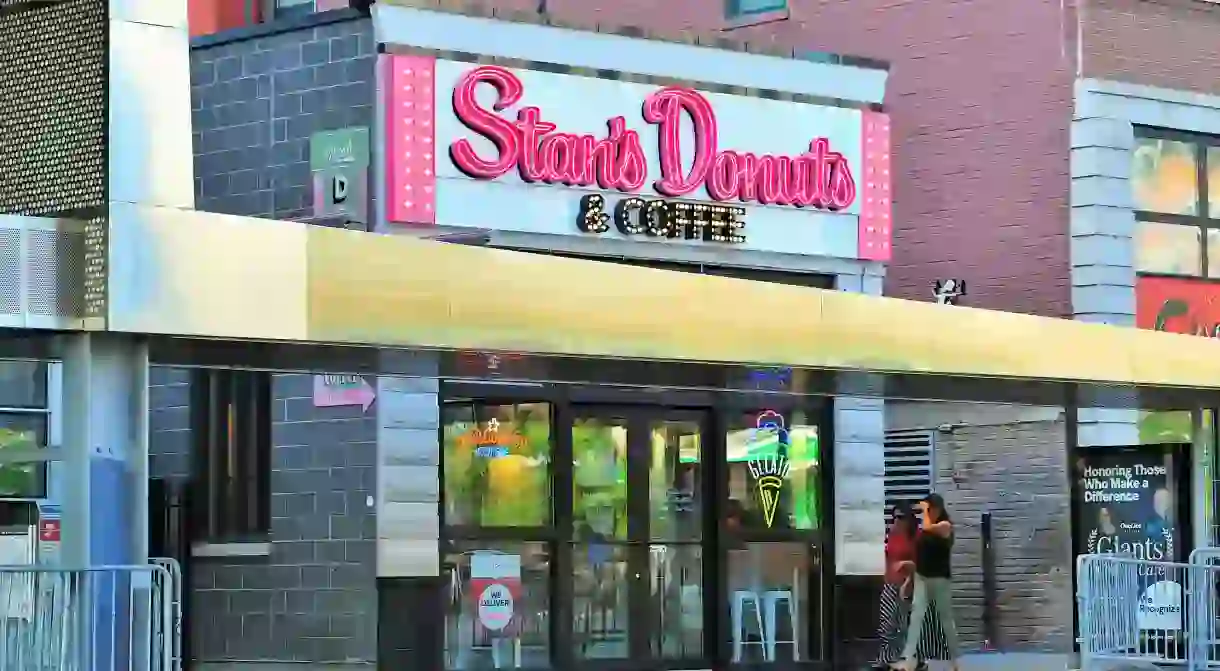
[884,429,936,514]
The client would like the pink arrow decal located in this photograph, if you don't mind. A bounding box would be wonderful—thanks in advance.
[312,375,377,411]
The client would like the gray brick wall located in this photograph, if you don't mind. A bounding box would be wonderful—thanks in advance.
[190,17,375,220]
[888,402,1074,652]
[149,367,378,664]
[180,17,380,665]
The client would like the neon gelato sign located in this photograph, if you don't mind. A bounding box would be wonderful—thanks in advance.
[448,65,857,210]
[748,411,791,528]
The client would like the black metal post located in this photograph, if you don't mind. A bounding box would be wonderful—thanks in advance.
[981,511,998,651]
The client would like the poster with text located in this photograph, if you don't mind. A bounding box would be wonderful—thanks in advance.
[469,552,522,636]
[1074,447,1183,632]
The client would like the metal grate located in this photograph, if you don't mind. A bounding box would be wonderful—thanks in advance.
[0,230,20,315]
[0,0,107,219]
[884,429,935,514]
[26,229,85,317]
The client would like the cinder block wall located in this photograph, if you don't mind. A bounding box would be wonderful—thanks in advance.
[888,402,1074,652]
[190,16,374,220]
[149,368,379,664]
[177,16,380,664]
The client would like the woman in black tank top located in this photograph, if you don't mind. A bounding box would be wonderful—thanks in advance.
[895,494,961,671]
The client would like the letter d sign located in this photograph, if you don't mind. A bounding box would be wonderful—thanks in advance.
[331,174,348,204]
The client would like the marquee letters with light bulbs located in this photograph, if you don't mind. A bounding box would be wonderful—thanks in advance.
[448,64,857,245]
[576,193,746,243]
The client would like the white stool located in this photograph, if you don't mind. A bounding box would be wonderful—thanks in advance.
[731,590,766,662]
[490,637,521,669]
[763,590,798,661]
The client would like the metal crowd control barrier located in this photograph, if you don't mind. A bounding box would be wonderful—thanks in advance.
[1077,552,1220,671]
[149,558,183,671]
[0,560,181,671]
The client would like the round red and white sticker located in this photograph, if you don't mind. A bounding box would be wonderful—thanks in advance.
[477,582,515,631]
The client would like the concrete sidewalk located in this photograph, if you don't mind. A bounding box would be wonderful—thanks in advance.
[196,653,1076,671]
[954,653,1073,671]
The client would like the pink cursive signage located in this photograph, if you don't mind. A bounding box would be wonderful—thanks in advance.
[448,65,856,211]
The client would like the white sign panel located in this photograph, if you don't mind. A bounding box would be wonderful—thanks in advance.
[1137,580,1183,631]
[386,56,889,260]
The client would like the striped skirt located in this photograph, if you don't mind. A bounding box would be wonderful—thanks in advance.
[872,582,952,665]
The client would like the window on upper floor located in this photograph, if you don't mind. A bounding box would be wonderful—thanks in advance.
[190,369,272,542]
[1133,129,1220,277]
[724,0,788,21]
[272,0,317,20]
[189,0,356,38]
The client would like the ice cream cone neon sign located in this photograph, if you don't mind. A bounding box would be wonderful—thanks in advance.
[748,411,791,528]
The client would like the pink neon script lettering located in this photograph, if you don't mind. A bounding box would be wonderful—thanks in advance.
[448,65,857,210]
[450,65,647,191]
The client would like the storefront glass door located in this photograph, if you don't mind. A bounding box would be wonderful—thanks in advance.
[568,407,708,667]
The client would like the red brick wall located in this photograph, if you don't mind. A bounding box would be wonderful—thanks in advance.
[414,0,1077,316]
[1081,0,1220,95]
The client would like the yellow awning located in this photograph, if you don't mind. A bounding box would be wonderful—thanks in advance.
[107,207,1220,390]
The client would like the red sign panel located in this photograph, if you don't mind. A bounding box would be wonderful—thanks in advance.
[1136,275,1220,337]
[38,519,60,543]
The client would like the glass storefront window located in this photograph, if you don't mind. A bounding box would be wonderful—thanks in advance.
[438,395,826,668]
[443,402,552,528]
[443,541,551,670]
[0,362,46,409]
[0,413,45,498]
[725,542,812,662]
[1133,137,1199,216]
[726,410,821,532]
[1135,220,1202,276]
[1210,147,1220,219]
[649,418,701,542]
[572,416,628,541]
[0,362,49,499]
[1139,410,1193,445]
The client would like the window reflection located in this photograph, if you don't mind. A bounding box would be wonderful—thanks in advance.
[1133,137,1199,215]
[649,419,701,542]
[726,411,820,532]
[0,362,49,499]
[1210,147,1220,219]
[444,542,551,669]
[443,403,552,527]
[572,417,628,541]
[1135,221,1202,276]
[0,361,46,408]
[0,414,45,498]
[572,543,628,659]
[1138,411,1193,445]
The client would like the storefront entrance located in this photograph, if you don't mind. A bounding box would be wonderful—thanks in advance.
[441,387,827,670]
[567,406,709,666]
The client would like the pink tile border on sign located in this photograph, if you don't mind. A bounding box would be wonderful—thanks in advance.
[858,111,892,262]
[383,54,437,226]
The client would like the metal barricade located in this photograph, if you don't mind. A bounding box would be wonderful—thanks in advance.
[1189,549,1220,671]
[149,558,183,671]
[1077,554,1192,670]
[0,563,175,671]
[1192,548,1220,568]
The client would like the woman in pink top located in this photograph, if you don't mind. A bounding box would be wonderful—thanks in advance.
[873,505,918,669]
